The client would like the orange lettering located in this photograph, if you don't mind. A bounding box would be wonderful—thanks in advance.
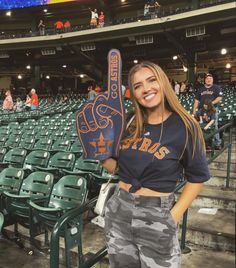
[148,142,161,154]
[139,137,152,152]
[121,139,132,150]
[131,138,142,149]
[154,146,170,160]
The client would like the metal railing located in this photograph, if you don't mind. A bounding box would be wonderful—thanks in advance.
[0,0,234,41]
[49,121,234,267]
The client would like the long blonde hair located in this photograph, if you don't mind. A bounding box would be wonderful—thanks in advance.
[125,61,205,157]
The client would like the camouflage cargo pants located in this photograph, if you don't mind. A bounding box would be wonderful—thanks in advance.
[104,188,181,268]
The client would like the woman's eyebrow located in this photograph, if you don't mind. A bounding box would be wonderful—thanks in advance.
[133,75,156,86]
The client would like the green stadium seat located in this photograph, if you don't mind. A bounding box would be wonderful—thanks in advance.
[50,139,71,152]
[18,137,36,151]
[0,148,27,170]
[3,171,54,232]
[33,138,53,151]
[23,150,51,171]
[29,175,88,266]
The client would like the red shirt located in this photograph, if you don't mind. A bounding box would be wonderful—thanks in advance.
[31,93,39,106]
[55,21,64,29]
[98,15,105,23]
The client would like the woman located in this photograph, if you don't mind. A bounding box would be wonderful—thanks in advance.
[198,100,216,131]
[102,62,210,268]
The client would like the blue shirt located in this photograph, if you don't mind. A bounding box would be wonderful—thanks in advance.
[195,84,223,107]
[118,113,210,193]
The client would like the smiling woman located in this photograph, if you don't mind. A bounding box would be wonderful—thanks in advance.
[102,61,210,268]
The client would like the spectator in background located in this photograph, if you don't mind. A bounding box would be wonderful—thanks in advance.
[55,20,64,34]
[88,85,97,101]
[25,94,31,111]
[144,3,150,17]
[2,89,13,111]
[95,83,102,94]
[64,20,71,32]
[180,81,186,94]
[89,8,98,28]
[198,100,216,131]
[38,19,45,36]
[124,86,131,100]
[174,81,180,96]
[14,97,24,112]
[30,88,39,110]
[98,11,105,27]
[193,73,223,149]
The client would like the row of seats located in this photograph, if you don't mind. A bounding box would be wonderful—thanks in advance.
[0,168,88,266]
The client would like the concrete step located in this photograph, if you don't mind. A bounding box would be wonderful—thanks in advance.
[214,152,236,162]
[209,161,236,172]
[207,169,236,188]
[177,185,236,211]
[183,207,235,251]
[181,244,235,268]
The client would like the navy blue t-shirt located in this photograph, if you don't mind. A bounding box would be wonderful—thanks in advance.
[118,113,210,193]
[199,108,216,122]
[195,84,223,107]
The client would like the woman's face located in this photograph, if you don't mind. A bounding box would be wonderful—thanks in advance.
[203,104,208,110]
[132,67,162,111]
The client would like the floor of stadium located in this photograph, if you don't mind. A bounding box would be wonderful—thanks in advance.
[0,237,235,268]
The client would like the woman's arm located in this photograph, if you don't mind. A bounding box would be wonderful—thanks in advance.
[204,119,215,130]
[101,158,117,174]
[170,182,203,224]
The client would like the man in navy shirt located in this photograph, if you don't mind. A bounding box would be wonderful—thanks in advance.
[193,73,223,149]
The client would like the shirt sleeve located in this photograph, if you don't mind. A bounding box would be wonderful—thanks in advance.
[181,136,210,183]
[214,85,223,98]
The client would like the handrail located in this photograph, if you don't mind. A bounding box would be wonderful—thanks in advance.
[50,197,98,268]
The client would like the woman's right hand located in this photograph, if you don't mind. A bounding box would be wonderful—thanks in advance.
[101,158,117,174]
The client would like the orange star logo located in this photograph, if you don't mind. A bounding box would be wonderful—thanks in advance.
[89,132,113,157]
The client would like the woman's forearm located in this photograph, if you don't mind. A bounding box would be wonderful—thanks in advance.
[171,182,204,224]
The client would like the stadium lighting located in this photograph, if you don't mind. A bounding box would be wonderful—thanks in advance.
[26,65,31,69]
[62,65,67,68]
[221,48,227,55]
[46,75,50,79]
[17,74,22,79]
[80,74,85,78]
[183,66,188,72]
[121,0,126,2]
[6,11,11,16]
[43,9,48,13]
[133,59,138,64]
[226,63,231,69]
[173,55,178,60]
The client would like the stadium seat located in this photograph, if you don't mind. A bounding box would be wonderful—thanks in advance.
[18,137,36,151]
[29,175,87,266]
[3,171,54,233]
[23,150,51,172]
[33,138,53,151]
[0,148,27,170]
[50,139,71,152]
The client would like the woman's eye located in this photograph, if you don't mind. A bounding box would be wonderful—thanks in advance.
[150,78,157,83]
[134,85,141,90]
